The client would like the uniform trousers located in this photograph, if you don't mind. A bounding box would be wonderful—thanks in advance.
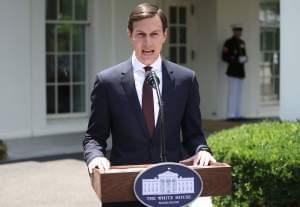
[227,76,243,118]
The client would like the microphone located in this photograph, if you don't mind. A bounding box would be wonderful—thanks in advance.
[145,71,160,89]
[145,71,167,162]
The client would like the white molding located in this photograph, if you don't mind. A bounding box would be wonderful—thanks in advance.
[280,0,300,120]
[0,130,32,140]
[31,0,47,131]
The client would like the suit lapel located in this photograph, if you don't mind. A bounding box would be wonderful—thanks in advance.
[154,60,175,138]
[161,59,175,111]
[121,60,149,137]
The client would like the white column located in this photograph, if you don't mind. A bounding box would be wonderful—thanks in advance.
[280,0,300,120]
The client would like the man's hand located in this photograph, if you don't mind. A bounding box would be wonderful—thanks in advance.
[88,157,110,174]
[179,151,216,166]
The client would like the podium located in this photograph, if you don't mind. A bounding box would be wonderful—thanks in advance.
[91,162,232,204]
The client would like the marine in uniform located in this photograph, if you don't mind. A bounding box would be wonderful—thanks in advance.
[222,24,247,120]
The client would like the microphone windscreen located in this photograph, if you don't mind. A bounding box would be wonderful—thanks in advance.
[145,71,160,88]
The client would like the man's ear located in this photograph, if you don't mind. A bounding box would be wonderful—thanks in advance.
[127,28,132,39]
[163,28,168,42]
[164,28,168,37]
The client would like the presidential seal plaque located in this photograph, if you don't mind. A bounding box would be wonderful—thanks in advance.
[134,162,203,207]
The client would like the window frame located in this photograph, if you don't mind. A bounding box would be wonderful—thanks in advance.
[45,0,89,118]
[259,0,280,106]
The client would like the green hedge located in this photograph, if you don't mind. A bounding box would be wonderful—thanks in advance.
[0,139,7,160]
[208,121,300,207]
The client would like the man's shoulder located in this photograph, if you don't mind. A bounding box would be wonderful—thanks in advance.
[162,59,195,77]
[96,59,131,79]
[224,37,235,44]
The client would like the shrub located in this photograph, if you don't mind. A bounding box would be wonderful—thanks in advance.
[0,139,7,160]
[208,121,300,207]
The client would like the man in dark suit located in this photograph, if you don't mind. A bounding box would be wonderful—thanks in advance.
[83,2,215,175]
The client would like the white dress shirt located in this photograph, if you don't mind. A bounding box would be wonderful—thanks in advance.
[131,52,162,126]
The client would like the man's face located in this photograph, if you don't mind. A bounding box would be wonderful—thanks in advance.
[233,29,242,38]
[128,15,167,65]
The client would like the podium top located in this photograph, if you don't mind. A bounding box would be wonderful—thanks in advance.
[104,162,230,173]
[91,162,232,203]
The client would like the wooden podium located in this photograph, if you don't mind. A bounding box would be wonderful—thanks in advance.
[91,162,232,204]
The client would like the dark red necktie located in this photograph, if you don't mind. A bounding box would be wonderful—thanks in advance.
[142,66,155,137]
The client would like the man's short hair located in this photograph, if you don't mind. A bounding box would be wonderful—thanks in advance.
[128,3,168,33]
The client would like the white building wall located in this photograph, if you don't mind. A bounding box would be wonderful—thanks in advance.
[0,0,32,139]
[280,0,300,120]
[216,0,261,119]
[192,0,218,119]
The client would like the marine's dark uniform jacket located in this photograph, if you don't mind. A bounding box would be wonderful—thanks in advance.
[222,36,247,78]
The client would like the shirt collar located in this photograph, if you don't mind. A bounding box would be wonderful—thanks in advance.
[131,52,162,73]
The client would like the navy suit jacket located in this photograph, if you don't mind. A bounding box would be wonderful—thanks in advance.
[83,59,208,165]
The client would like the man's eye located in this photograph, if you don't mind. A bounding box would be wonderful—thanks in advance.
[137,33,145,37]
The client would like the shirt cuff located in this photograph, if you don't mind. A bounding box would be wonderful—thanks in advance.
[195,145,213,155]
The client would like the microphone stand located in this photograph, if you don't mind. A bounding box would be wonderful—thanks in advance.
[146,71,167,162]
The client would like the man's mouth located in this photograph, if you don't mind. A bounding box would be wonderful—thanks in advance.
[142,49,155,55]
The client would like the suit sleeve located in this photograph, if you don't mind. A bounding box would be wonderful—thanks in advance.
[82,74,111,164]
[181,73,210,156]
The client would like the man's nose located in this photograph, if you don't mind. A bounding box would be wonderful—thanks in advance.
[144,35,152,46]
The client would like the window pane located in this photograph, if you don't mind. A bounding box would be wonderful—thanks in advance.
[265,31,274,50]
[262,31,266,50]
[75,0,87,20]
[73,25,85,52]
[73,84,85,112]
[179,47,186,64]
[179,7,186,24]
[170,47,177,63]
[46,24,55,52]
[73,55,85,82]
[169,27,177,44]
[58,55,70,82]
[169,7,177,24]
[47,55,55,83]
[46,0,57,20]
[47,86,55,114]
[59,0,73,20]
[57,24,71,52]
[260,31,263,51]
[179,27,186,44]
[58,85,70,113]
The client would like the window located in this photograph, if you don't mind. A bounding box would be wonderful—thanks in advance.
[46,0,88,115]
[259,0,280,105]
[168,6,188,65]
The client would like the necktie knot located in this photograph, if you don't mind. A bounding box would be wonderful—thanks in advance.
[144,66,152,72]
